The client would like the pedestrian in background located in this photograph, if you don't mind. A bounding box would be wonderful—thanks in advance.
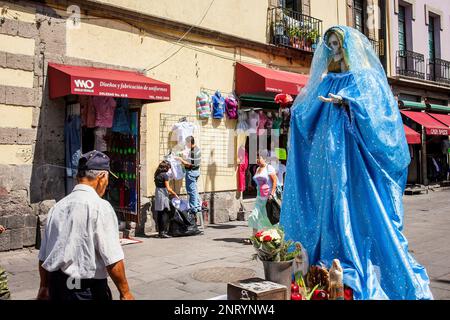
[247,152,278,236]
[0,225,11,300]
[177,136,202,213]
[37,150,134,300]
[154,160,179,238]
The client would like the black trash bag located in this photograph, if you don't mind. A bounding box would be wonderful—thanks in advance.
[168,204,202,237]
[266,196,281,225]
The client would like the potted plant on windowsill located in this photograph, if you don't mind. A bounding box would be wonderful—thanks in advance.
[306,29,320,50]
[251,227,302,299]
[288,26,298,47]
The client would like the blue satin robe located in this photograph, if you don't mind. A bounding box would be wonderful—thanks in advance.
[280,70,433,300]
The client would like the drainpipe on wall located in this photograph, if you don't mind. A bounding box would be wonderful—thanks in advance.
[385,0,392,76]
[421,126,428,186]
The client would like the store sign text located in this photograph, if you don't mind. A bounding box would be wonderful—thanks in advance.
[427,128,449,135]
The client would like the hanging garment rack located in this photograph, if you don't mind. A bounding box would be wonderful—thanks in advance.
[200,87,235,96]
[240,107,263,112]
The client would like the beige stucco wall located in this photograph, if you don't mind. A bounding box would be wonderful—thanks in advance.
[0,105,33,128]
[66,19,307,197]
[310,0,347,32]
[94,0,269,43]
[0,145,33,165]
[0,34,35,55]
[0,67,34,88]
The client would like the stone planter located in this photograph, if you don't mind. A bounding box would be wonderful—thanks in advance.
[262,260,294,300]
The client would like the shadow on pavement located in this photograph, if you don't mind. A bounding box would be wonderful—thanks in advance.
[212,237,250,244]
[207,224,243,230]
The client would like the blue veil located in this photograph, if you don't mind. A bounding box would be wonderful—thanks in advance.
[280,26,433,300]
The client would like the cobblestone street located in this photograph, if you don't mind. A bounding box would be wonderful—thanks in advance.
[1,189,450,300]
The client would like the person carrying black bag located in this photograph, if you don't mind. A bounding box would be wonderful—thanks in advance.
[266,188,282,225]
[154,161,179,238]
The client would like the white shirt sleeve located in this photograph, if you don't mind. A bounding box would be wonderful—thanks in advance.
[94,202,124,266]
[267,165,276,176]
[38,207,54,262]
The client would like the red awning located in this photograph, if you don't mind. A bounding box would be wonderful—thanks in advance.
[428,113,450,127]
[400,110,449,136]
[48,63,170,101]
[235,62,308,96]
[403,125,421,144]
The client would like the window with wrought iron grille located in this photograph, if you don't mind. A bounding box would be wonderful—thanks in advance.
[353,0,365,34]
[398,5,407,51]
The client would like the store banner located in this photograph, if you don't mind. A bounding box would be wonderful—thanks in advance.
[48,63,171,101]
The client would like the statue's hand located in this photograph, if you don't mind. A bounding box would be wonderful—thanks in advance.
[319,93,343,104]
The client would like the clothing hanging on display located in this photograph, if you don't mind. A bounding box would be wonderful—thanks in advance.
[211,90,225,119]
[265,112,274,130]
[236,110,249,134]
[112,98,131,133]
[236,133,247,163]
[225,95,238,119]
[64,104,82,194]
[196,91,212,119]
[171,121,197,146]
[92,96,117,128]
[272,116,283,137]
[280,108,291,135]
[238,148,248,192]
[247,110,259,134]
[80,96,96,128]
[257,111,268,136]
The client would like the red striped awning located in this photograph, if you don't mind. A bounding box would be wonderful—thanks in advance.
[428,113,450,128]
[400,110,449,136]
[403,125,421,144]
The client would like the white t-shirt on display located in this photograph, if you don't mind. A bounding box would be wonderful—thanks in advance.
[171,122,197,146]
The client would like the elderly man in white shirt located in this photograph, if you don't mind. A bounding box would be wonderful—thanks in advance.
[37,150,134,300]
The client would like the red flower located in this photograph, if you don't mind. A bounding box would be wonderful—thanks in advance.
[263,235,272,242]
[255,231,263,238]
[344,286,353,300]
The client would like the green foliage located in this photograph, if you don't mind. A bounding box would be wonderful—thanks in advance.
[250,226,302,262]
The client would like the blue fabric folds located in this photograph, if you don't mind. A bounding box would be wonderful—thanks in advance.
[280,26,433,300]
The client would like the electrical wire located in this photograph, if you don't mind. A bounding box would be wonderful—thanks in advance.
[143,0,216,71]
[26,6,310,72]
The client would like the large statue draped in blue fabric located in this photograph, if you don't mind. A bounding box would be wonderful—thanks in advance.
[280,26,433,300]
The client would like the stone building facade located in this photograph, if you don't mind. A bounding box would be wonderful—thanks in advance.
[0,0,316,251]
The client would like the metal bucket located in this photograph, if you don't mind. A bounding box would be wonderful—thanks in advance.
[262,260,294,300]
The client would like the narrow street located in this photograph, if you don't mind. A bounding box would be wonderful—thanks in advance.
[1,189,449,300]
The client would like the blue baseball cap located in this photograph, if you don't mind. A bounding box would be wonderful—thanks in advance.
[78,150,118,179]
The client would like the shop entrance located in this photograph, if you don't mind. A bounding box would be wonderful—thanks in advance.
[66,96,141,223]
[48,62,171,230]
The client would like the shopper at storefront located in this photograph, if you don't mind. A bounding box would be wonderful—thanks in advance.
[176,136,202,213]
[247,152,278,236]
[37,151,134,301]
[154,161,179,238]
[0,225,11,300]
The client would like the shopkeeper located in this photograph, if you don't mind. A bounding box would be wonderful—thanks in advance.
[176,136,202,213]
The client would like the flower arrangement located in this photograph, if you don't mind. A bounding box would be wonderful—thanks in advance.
[250,227,302,262]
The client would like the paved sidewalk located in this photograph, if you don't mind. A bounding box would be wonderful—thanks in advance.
[1,189,450,300]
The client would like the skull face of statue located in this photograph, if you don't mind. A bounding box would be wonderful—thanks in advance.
[327,33,342,57]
